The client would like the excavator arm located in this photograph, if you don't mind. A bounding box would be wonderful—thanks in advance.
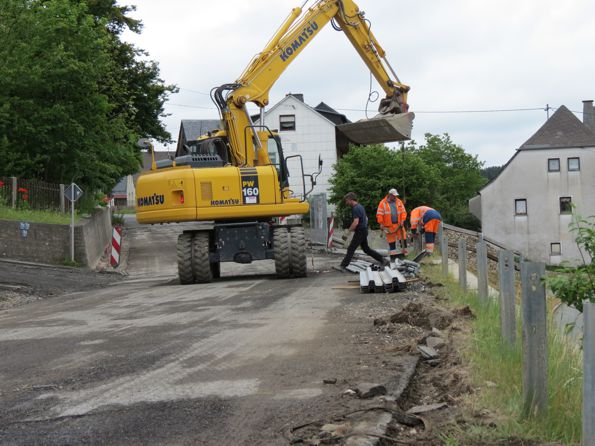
[213,0,412,166]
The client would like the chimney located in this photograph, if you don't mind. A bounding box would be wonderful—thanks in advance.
[287,93,304,102]
[583,100,595,134]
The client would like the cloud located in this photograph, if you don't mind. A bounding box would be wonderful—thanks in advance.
[125,0,595,166]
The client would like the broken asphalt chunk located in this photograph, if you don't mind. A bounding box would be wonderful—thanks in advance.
[355,382,387,399]
[417,345,439,360]
[406,402,448,415]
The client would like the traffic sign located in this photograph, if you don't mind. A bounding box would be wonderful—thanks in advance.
[64,183,83,202]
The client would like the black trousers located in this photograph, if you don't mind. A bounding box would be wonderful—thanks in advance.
[341,227,384,267]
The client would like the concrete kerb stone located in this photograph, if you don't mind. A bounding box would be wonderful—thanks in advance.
[0,257,82,271]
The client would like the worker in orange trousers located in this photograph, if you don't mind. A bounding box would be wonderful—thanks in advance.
[376,188,408,262]
[410,206,442,254]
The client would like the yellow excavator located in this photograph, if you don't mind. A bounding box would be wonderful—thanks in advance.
[135,0,414,284]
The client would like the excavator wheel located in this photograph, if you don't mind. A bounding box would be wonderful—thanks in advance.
[289,226,307,277]
[192,231,213,283]
[273,226,291,278]
[177,233,194,285]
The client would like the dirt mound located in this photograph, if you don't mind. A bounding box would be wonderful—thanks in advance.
[389,302,454,330]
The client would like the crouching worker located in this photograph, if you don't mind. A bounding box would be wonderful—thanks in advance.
[339,192,388,272]
[376,188,408,262]
[410,206,442,254]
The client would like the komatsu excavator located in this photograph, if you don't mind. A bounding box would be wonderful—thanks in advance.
[135,0,414,284]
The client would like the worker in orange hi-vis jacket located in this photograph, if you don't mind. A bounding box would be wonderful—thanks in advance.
[410,205,442,254]
[376,188,408,262]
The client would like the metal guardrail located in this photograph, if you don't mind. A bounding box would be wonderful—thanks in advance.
[441,222,523,269]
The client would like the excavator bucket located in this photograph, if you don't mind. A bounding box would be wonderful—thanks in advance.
[337,112,415,145]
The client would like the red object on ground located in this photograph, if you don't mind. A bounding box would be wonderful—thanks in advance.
[110,226,122,267]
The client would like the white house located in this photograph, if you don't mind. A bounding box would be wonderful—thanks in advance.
[253,93,350,200]
[469,100,595,265]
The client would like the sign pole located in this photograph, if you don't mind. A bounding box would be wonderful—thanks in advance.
[71,183,75,262]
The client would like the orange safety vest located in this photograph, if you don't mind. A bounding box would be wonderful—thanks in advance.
[376,196,407,231]
[410,206,432,231]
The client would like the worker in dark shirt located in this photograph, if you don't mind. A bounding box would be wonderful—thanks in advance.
[339,192,388,271]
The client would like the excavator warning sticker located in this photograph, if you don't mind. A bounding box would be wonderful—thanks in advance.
[241,171,260,205]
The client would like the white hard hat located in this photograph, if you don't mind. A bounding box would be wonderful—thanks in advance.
[389,188,399,196]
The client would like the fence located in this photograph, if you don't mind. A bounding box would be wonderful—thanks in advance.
[438,223,592,442]
[0,176,72,213]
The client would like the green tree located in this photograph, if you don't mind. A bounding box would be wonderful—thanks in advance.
[329,133,486,230]
[481,165,503,181]
[0,0,175,192]
[546,212,595,312]
[414,133,485,229]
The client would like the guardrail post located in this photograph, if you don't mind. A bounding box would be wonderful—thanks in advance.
[521,261,547,418]
[476,237,489,301]
[441,234,448,277]
[11,177,17,208]
[60,184,65,213]
[498,250,516,346]
[458,238,467,291]
[584,301,595,446]
[437,222,443,254]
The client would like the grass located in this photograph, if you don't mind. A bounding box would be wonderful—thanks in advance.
[423,263,583,445]
[114,207,136,214]
[0,205,76,225]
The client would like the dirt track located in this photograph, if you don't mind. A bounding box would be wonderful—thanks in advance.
[0,222,488,445]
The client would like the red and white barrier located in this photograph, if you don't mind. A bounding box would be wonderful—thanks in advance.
[110,226,122,267]
[327,215,334,249]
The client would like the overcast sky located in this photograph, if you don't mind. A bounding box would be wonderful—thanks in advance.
[123,0,595,167]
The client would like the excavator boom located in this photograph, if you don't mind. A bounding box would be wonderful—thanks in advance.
[220,0,414,165]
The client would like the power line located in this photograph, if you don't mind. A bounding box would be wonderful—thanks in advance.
[178,88,211,96]
[168,103,215,109]
[166,97,563,118]
[166,102,551,114]
[334,106,546,114]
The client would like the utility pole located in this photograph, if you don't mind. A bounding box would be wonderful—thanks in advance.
[545,104,551,120]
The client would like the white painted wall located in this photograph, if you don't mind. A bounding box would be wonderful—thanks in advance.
[256,96,337,200]
[479,147,595,265]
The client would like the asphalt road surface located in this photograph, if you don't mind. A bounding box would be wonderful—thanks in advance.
[0,220,414,445]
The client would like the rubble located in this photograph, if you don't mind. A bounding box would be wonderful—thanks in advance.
[406,402,448,415]
[355,382,387,399]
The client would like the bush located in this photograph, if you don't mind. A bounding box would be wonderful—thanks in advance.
[546,211,594,312]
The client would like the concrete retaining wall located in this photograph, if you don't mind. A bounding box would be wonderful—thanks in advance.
[0,207,111,267]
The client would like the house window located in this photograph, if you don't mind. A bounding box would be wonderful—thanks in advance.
[568,157,580,171]
[515,199,527,215]
[560,197,572,214]
[550,243,561,256]
[548,158,560,172]
[279,115,296,131]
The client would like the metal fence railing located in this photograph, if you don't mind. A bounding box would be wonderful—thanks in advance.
[0,176,71,213]
[439,223,593,440]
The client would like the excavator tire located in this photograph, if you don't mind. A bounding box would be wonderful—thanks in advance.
[192,231,212,283]
[177,233,194,285]
[273,226,291,278]
[289,226,307,277]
